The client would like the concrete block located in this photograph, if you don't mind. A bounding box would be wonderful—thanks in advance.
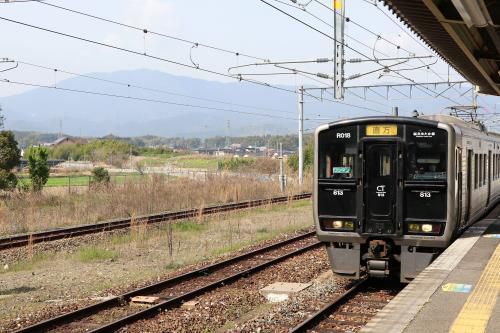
[259,282,311,302]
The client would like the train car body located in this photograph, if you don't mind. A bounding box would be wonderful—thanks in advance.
[314,115,500,282]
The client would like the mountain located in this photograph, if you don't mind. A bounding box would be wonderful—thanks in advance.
[0,69,458,137]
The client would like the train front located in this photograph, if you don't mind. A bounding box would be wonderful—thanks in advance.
[314,116,455,283]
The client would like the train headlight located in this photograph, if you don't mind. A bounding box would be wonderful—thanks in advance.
[344,221,355,230]
[421,224,433,233]
[333,221,344,229]
[320,219,355,231]
[408,224,421,232]
[407,223,443,235]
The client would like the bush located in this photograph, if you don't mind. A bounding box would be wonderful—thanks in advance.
[217,158,254,171]
[0,170,17,190]
[91,167,110,185]
[287,143,313,172]
[27,146,49,192]
[48,139,137,167]
[0,131,20,191]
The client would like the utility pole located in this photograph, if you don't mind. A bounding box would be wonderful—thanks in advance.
[298,86,304,186]
[333,0,345,99]
[279,143,286,192]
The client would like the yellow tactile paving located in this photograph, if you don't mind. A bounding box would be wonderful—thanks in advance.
[449,243,500,333]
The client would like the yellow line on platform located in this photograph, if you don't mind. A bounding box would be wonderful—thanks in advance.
[449,243,500,333]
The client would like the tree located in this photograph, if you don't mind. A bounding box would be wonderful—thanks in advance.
[0,131,20,190]
[287,142,314,172]
[27,146,49,192]
[0,105,4,129]
[91,167,110,185]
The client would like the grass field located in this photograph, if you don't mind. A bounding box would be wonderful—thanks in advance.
[17,174,144,187]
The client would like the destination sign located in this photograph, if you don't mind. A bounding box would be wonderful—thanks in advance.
[366,124,398,136]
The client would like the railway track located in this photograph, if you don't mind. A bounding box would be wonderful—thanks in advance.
[290,278,403,333]
[15,230,320,333]
[0,192,311,251]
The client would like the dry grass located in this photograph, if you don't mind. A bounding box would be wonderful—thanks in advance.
[0,201,313,329]
[0,174,312,235]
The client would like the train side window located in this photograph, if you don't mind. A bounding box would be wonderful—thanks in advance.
[479,154,483,187]
[483,154,488,185]
[482,154,485,186]
[495,154,500,179]
[474,154,478,189]
[482,154,485,185]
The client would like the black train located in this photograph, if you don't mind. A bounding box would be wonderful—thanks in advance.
[314,114,500,282]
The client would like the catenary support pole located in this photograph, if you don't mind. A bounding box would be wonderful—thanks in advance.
[298,86,304,186]
[279,142,285,192]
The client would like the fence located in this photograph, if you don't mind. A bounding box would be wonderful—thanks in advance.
[17,174,147,191]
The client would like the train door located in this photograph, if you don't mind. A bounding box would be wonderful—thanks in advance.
[464,149,473,223]
[363,142,398,234]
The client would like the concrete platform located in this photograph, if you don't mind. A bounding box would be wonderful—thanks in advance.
[362,204,500,333]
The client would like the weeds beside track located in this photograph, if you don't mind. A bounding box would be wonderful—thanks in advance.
[0,193,311,251]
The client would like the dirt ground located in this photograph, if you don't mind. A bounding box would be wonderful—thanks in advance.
[0,201,314,330]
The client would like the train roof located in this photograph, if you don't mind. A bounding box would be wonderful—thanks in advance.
[419,114,500,140]
[320,114,500,141]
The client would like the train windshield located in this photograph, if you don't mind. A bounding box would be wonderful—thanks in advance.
[406,126,447,181]
[318,126,357,179]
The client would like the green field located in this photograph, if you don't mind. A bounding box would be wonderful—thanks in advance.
[18,174,145,187]
[173,157,220,170]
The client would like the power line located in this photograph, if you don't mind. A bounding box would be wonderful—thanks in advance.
[0,15,298,96]
[0,78,300,120]
[0,0,46,3]
[0,16,396,116]
[35,1,268,62]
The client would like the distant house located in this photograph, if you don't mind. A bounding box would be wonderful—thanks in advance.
[43,136,85,147]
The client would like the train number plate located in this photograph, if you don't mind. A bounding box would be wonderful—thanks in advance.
[366,124,397,136]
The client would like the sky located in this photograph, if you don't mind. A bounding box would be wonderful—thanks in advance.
[0,0,498,128]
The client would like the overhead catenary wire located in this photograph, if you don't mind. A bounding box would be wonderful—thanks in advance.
[0,15,299,96]
[356,0,474,104]
[35,1,268,62]
[257,0,464,106]
[0,16,392,116]
[0,78,356,123]
[0,78,300,120]
[13,59,298,116]
[311,0,473,105]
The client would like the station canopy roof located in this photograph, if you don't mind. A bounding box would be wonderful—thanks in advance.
[380,0,500,96]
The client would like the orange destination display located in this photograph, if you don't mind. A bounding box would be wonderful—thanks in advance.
[366,124,398,136]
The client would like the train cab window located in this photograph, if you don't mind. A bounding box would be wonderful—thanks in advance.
[318,126,357,179]
[379,152,391,176]
[406,126,447,181]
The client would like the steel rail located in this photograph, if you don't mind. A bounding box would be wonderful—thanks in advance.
[289,278,369,333]
[15,231,320,333]
[0,192,311,251]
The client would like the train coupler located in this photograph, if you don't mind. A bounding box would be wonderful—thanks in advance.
[367,259,390,278]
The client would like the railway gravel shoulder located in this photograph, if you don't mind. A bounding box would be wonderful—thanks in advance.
[11,230,320,333]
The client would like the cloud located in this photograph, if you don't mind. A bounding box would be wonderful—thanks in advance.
[125,0,176,30]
